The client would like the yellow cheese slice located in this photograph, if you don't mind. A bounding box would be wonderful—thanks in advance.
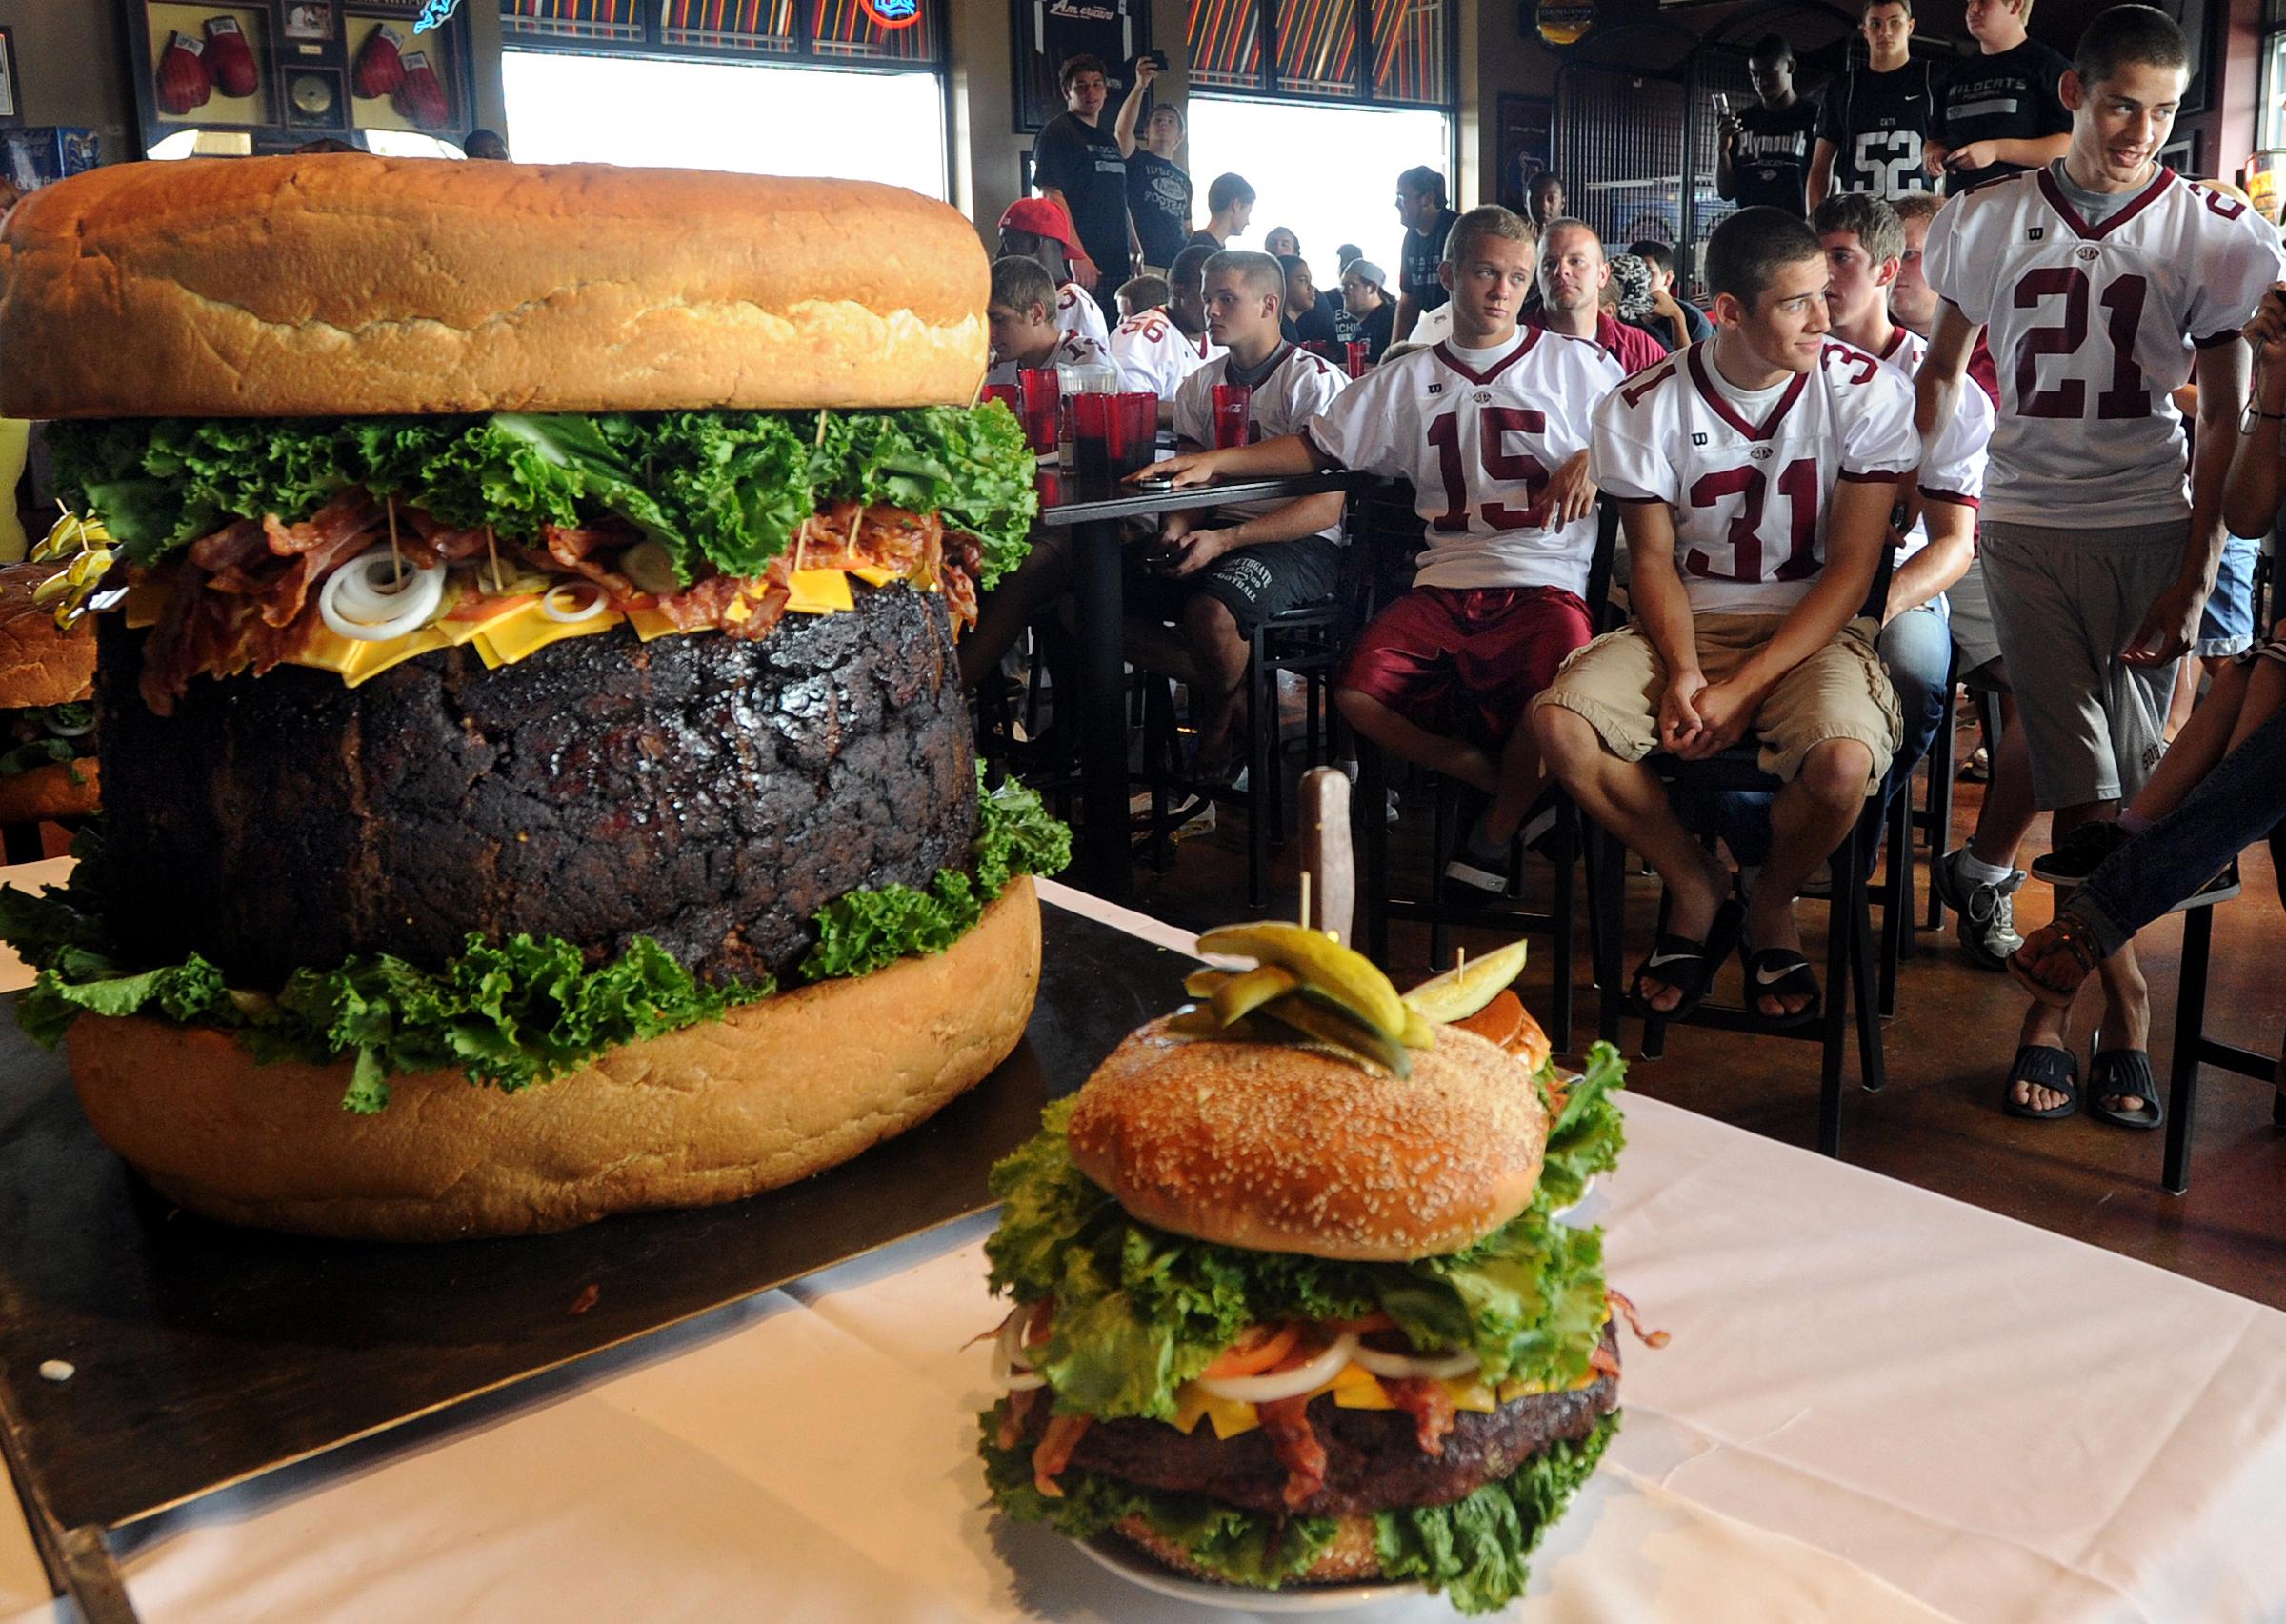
[474,602,623,669]
[850,566,900,588]
[625,606,680,642]
[342,627,451,688]
[785,570,855,616]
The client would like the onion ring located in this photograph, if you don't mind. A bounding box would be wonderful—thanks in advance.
[318,548,446,643]
[541,582,608,623]
[1350,1344,1482,1381]
[1195,1332,1358,1403]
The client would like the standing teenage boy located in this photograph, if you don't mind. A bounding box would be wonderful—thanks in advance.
[1925,0,2071,191]
[1916,4,2286,1122]
[1532,207,1917,1024]
[1809,0,1940,206]
[1144,208,1625,891]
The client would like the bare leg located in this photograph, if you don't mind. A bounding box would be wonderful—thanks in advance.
[960,532,1073,692]
[1743,738,1874,1018]
[1337,688,1496,794]
[1970,690,2037,871]
[1178,594,1252,772]
[2164,655,2200,745]
[2011,798,2120,1113]
[1534,705,1729,1012]
[1476,712,1552,845]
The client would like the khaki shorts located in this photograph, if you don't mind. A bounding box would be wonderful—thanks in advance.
[1531,612,1901,795]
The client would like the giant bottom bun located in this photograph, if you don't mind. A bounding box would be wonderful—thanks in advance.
[65,877,1040,1240]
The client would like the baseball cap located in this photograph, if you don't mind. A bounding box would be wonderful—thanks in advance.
[998,197,1078,251]
[1342,258,1389,290]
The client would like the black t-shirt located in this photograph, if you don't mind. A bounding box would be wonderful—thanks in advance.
[1032,112,1130,276]
[1935,39,2071,192]
[1399,208,1458,312]
[1728,99,1821,214]
[1282,295,1339,347]
[1816,59,1940,199]
[1127,150,1192,269]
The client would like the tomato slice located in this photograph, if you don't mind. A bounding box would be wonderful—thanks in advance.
[1201,1322,1301,1378]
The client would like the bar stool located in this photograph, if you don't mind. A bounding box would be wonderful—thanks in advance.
[2160,831,2286,1193]
[1614,747,1892,1158]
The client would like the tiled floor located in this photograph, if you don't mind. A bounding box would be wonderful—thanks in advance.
[1105,707,2286,1313]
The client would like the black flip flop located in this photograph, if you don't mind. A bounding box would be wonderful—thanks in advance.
[2088,1048,2164,1131]
[1740,947,1821,1029]
[2002,1044,2079,1121]
[1628,898,1745,1021]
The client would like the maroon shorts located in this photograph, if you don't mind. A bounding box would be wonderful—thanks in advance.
[1339,585,1594,750]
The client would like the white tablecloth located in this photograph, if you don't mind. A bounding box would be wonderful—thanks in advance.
[4,877,2285,1622]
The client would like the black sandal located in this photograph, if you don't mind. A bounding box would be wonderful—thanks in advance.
[1740,947,1821,1029]
[1628,899,1744,1021]
[2088,1048,2163,1131]
[2002,1044,2079,1121]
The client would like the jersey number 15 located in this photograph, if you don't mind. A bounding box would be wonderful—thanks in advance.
[1427,408,1551,531]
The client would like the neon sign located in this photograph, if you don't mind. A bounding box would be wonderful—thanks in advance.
[857,0,924,29]
[414,0,464,31]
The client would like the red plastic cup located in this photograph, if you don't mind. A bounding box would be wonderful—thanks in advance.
[980,382,1020,415]
[1345,341,1370,378]
[1107,391,1159,478]
[1070,391,1114,483]
[1212,382,1253,450]
[1016,368,1060,455]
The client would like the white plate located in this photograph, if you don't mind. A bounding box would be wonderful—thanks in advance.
[1553,1174,1601,1228]
[1077,1532,1423,1614]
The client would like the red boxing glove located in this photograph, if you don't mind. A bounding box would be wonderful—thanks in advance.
[353,25,407,100]
[156,31,213,117]
[202,16,259,99]
[393,50,448,129]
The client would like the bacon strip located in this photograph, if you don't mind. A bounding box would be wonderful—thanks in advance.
[1384,1375,1460,1457]
[1032,1413,1091,1497]
[996,1387,1039,1452]
[1607,1289,1671,1349]
[1256,1395,1329,1509]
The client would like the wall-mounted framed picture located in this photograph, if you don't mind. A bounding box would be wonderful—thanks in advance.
[283,4,336,42]
[0,28,23,129]
[1011,0,1146,134]
[1496,94,1553,214]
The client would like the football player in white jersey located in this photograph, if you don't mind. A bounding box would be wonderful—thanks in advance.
[1143,207,1624,890]
[1531,207,1918,1025]
[1107,275,1215,408]
[982,256,1110,392]
[1124,251,1349,782]
[1915,4,2286,1124]
[995,198,1111,352]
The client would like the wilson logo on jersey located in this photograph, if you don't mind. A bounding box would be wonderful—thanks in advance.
[2027,228,2045,241]
[1692,432,1709,446]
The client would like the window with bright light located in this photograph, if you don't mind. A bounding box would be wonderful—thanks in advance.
[1186,98,1453,289]
[500,50,947,198]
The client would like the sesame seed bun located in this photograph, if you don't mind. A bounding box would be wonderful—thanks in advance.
[1065,1016,1549,1263]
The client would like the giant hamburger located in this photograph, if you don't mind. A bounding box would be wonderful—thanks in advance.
[0,560,99,827]
[978,929,1638,1613]
[0,155,1062,1240]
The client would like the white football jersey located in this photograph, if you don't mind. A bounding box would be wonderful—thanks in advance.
[1926,165,2286,527]
[1305,331,1624,592]
[1594,339,1919,616]
[1173,343,1350,542]
[1109,310,1218,401]
[984,330,1110,390]
[1055,282,1110,351]
[1876,325,1993,563]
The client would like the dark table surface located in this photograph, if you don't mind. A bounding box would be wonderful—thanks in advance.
[0,898,1186,1571]
[1024,464,1370,902]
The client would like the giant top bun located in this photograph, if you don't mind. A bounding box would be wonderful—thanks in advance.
[0,155,990,419]
[1066,1017,1550,1263]
[0,564,96,710]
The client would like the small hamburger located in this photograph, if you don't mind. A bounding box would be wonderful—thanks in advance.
[978,928,1640,1613]
[0,155,1060,1240]
[0,561,98,828]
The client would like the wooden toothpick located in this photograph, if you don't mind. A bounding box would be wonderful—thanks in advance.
[485,525,505,596]
[1299,871,1313,933]
[386,495,404,587]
